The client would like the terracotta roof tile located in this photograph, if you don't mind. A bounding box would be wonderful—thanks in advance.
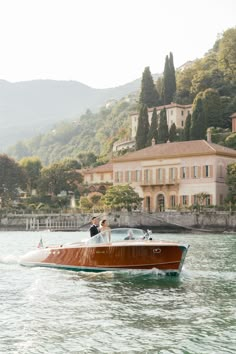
[82,162,113,174]
[112,140,236,162]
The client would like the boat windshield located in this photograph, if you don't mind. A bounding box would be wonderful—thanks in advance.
[85,228,147,245]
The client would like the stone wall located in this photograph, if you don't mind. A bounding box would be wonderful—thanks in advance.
[0,211,235,232]
[108,211,236,232]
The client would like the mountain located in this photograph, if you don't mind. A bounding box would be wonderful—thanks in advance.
[0,77,143,151]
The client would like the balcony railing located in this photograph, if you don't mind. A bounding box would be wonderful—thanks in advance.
[140,178,179,186]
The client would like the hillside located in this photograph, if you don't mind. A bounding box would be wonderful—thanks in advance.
[6,28,236,164]
[0,77,143,151]
[7,95,138,165]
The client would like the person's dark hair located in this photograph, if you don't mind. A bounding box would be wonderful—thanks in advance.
[101,219,106,226]
[91,216,97,221]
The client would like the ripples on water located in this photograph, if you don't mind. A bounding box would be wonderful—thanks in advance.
[0,231,235,354]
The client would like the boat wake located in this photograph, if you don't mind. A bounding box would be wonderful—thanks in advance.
[73,268,176,283]
[0,254,20,264]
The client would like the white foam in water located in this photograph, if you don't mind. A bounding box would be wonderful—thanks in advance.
[0,254,20,264]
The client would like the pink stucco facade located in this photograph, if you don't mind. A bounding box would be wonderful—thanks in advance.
[82,140,236,212]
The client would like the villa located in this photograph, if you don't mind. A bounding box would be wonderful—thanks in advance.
[113,102,192,153]
[82,114,236,212]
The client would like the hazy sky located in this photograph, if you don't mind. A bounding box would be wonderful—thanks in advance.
[0,0,235,88]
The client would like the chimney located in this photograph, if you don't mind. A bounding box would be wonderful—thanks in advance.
[207,128,212,143]
[151,138,155,146]
[230,112,236,132]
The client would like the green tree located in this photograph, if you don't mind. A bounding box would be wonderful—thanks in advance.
[218,28,236,82]
[221,96,236,129]
[156,77,163,104]
[220,96,233,129]
[158,108,169,143]
[0,154,25,207]
[184,112,192,140]
[195,192,210,210]
[102,185,143,211]
[175,65,195,104]
[190,53,226,97]
[139,67,159,108]
[88,192,103,211]
[190,94,206,140]
[226,163,236,205]
[79,196,93,211]
[147,108,158,146]
[60,158,81,170]
[162,53,176,104]
[169,52,176,97]
[38,161,83,196]
[203,88,222,128]
[19,156,42,193]
[169,123,177,142]
[135,104,149,150]
[224,133,236,149]
[77,152,97,168]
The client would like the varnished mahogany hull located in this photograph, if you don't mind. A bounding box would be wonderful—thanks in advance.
[20,242,189,275]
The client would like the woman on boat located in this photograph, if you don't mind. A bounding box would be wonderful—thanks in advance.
[99,219,111,242]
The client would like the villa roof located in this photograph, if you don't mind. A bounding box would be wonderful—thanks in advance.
[82,162,113,174]
[230,112,236,119]
[112,140,236,162]
[130,103,192,115]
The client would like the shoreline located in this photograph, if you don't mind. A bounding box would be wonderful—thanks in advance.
[0,210,236,233]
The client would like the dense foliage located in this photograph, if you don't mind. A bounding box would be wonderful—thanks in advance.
[190,94,206,140]
[147,108,159,145]
[38,159,83,196]
[139,67,159,107]
[19,156,42,193]
[8,96,138,165]
[6,27,236,165]
[135,104,149,150]
[158,108,169,143]
[0,154,26,207]
[226,163,236,205]
[162,52,176,104]
[101,185,143,211]
[175,28,236,105]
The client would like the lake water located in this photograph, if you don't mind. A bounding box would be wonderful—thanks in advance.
[0,231,235,354]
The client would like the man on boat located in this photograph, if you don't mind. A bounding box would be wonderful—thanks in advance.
[89,216,99,237]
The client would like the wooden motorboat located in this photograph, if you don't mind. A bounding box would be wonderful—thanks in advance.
[20,228,189,275]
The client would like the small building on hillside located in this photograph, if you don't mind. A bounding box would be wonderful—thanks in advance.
[82,163,113,194]
[112,139,135,153]
[130,102,192,139]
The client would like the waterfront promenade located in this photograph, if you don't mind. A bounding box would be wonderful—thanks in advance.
[0,210,235,233]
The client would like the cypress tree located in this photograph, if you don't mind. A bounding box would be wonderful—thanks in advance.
[184,112,192,140]
[162,53,176,104]
[169,123,177,142]
[158,108,169,143]
[220,96,233,129]
[169,52,176,96]
[203,88,222,128]
[139,67,159,108]
[156,77,163,105]
[136,104,150,150]
[147,108,158,146]
[162,55,170,104]
[190,95,206,140]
